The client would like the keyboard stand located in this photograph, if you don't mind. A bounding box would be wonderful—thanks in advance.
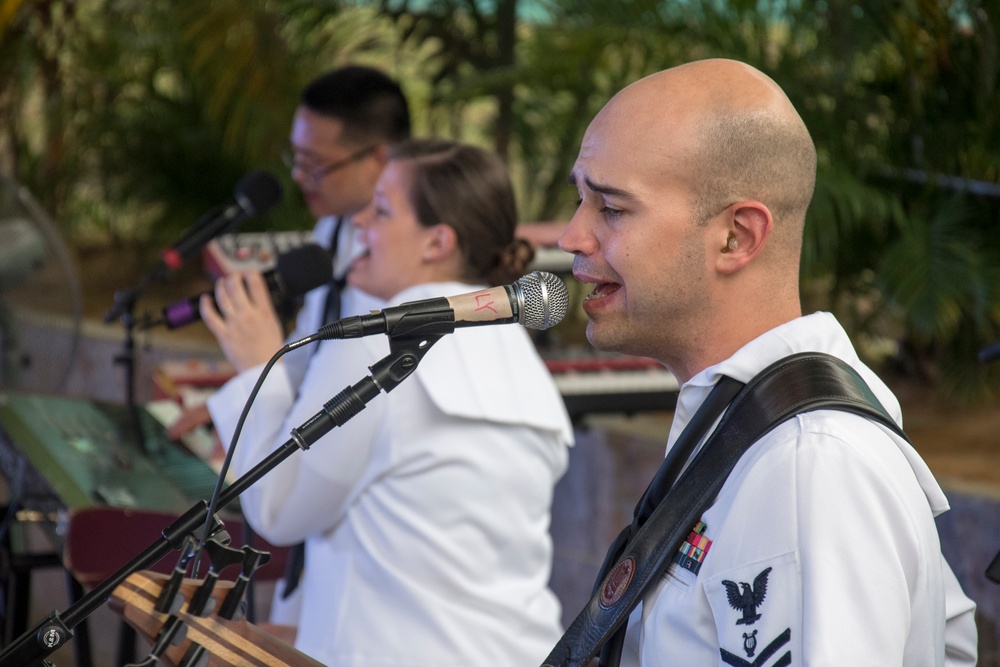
[0,502,93,667]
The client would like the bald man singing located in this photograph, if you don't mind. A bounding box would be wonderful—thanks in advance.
[557,59,977,666]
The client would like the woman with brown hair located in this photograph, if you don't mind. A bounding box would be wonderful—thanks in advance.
[206,137,573,665]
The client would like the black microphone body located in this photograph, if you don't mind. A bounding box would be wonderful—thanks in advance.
[159,243,332,329]
[160,171,283,271]
[313,271,568,341]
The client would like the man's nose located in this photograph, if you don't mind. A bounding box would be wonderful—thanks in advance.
[558,211,597,256]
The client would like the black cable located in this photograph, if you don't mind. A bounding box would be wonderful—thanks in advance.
[192,341,294,574]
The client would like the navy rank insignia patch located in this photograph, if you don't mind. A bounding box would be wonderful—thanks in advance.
[707,553,797,666]
[672,520,712,575]
[719,567,792,665]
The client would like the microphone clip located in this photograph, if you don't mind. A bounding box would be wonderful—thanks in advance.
[375,331,447,393]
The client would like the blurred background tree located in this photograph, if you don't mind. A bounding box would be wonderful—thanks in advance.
[2,0,999,397]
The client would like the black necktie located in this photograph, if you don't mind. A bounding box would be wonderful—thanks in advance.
[320,216,347,326]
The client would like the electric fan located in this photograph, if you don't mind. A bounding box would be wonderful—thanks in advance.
[0,175,83,393]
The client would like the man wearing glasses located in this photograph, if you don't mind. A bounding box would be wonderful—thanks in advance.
[281,66,411,337]
[182,64,411,637]
[266,66,412,385]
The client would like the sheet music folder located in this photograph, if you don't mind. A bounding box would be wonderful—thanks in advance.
[0,391,226,513]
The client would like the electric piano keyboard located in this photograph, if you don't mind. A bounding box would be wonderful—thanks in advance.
[544,349,679,419]
[203,230,316,278]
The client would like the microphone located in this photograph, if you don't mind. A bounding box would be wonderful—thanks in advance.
[157,243,333,329]
[311,270,568,342]
[160,171,283,272]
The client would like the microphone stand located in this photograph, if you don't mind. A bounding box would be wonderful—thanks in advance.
[103,267,168,458]
[0,331,443,667]
[102,206,228,457]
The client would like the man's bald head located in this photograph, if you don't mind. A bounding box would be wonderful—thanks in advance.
[562,59,814,376]
[596,59,816,252]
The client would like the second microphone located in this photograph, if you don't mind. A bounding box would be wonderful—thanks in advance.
[157,243,333,330]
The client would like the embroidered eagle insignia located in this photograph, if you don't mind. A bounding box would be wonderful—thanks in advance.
[722,566,772,626]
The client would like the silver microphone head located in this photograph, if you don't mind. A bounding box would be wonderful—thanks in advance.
[513,271,569,330]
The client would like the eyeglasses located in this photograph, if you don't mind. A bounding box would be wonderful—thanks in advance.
[281,144,379,184]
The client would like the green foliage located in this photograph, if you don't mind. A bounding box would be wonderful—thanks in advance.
[1,0,407,246]
[4,0,1000,396]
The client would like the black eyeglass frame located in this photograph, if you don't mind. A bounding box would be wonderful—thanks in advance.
[281,144,380,184]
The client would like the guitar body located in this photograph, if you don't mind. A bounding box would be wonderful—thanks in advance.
[110,571,324,667]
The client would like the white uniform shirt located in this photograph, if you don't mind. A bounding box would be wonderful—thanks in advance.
[208,281,574,666]
[622,312,976,666]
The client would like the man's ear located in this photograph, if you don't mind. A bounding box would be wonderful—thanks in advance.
[716,200,772,274]
[422,223,459,262]
[371,144,391,170]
